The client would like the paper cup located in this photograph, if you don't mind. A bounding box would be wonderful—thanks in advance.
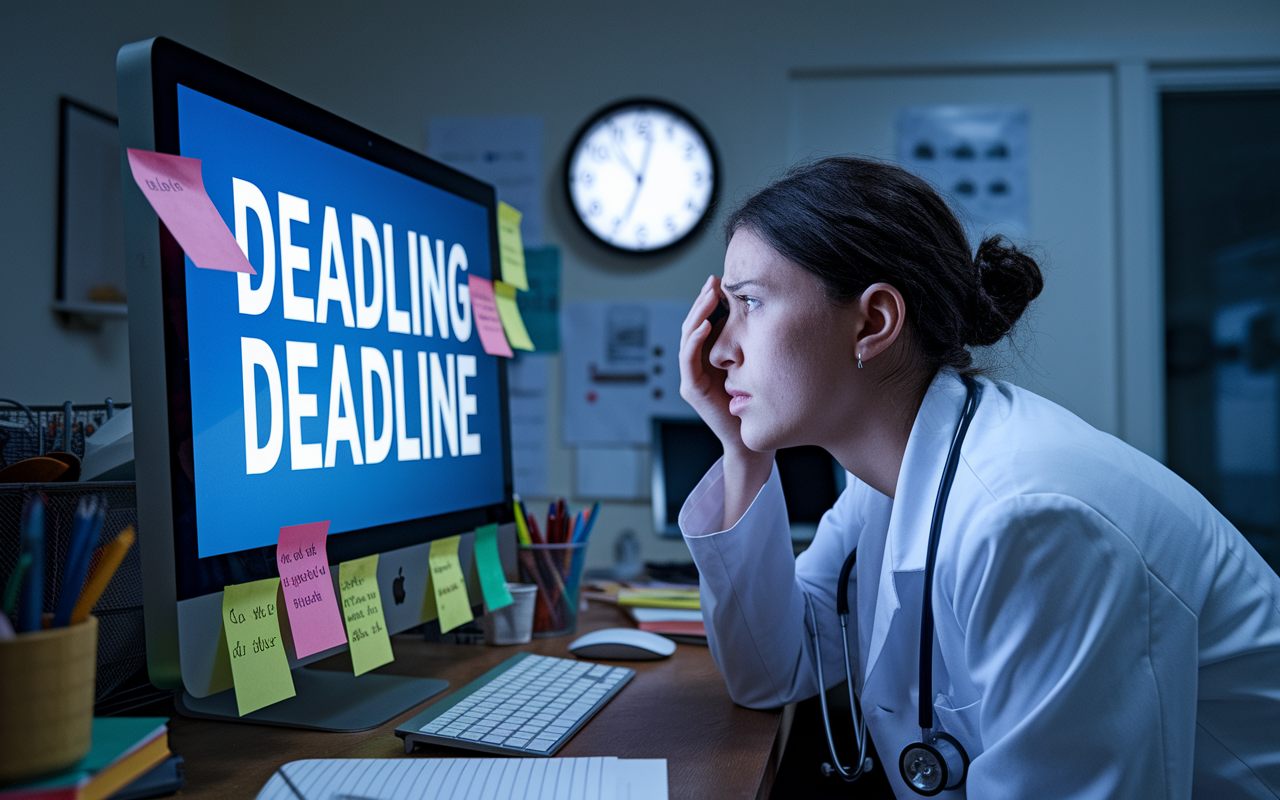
[482,583,538,646]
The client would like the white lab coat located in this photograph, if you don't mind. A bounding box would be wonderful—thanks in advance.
[680,370,1280,799]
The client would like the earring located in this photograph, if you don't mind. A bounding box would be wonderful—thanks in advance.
[857,353,863,370]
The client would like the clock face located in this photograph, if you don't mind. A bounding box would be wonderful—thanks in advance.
[566,100,717,253]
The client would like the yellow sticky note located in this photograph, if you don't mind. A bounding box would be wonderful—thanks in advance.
[339,555,394,676]
[497,202,528,290]
[222,578,295,716]
[429,535,474,633]
[494,281,535,351]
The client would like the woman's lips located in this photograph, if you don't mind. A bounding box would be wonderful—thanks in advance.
[727,390,750,415]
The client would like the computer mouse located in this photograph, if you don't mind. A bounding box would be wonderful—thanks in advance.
[567,627,677,661]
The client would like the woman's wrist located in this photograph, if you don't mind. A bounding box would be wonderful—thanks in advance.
[721,445,775,531]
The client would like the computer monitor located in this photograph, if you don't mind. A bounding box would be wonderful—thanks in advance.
[117,38,513,729]
[650,418,846,541]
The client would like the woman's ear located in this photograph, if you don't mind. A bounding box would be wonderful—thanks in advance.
[854,282,906,363]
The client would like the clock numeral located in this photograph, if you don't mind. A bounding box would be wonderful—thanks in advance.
[665,216,677,234]
[612,217,624,231]
[666,124,675,139]
[634,118,651,139]
[588,200,602,217]
[686,198,697,211]
[693,171,704,185]
[593,145,609,161]
[635,225,648,246]
[581,172,595,188]
[684,142,696,160]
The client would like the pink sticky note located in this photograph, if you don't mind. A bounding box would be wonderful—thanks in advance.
[468,274,514,357]
[276,520,347,658]
[126,148,256,274]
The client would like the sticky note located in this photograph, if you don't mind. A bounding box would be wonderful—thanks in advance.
[496,201,528,290]
[276,521,347,658]
[339,555,394,676]
[467,275,514,357]
[473,524,514,611]
[428,535,474,633]
[222,578,295,716]
[494,281,535,351]
[125,148,256,274]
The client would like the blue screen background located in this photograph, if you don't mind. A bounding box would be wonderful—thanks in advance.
[178,86,505,558]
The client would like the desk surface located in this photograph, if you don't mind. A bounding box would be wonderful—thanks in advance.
[166,602,782,800]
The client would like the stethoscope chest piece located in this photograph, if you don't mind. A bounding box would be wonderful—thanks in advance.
[899,731,969,795]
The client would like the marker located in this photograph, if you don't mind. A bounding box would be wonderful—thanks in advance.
[71,526,135,625]
[17,495,45,633]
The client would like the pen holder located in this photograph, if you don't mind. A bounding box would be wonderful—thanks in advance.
[0,615,98,784]
[518,542,587,638]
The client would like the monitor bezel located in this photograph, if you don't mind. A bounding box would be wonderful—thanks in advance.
[130,37,514,604]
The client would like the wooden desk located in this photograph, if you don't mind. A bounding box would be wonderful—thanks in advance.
[166,602,782,800]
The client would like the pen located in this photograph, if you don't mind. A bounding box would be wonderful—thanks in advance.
[547,502,557,544]
[17,494,45,632]
[512,496,532,546]
[54,496,103,627]
[71,525,135,625]
[527,513,545,545]
[577,501,601,543]
[3,552,32,619]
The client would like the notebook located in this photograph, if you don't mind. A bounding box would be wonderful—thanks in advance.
[0,718,170,800]
[255,757,667,800]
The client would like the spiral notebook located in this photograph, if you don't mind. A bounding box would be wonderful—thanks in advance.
[255,757,667,800]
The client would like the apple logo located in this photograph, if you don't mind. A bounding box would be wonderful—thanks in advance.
[392,567,406,605]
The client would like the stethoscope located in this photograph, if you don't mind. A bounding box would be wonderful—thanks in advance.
[804,374,981,796]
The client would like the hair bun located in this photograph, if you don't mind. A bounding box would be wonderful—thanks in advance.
[966,235,1044,347]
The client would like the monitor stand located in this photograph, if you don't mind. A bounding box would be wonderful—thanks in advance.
[175,667,448,732]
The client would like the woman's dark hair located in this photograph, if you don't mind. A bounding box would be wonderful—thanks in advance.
[724,156,1043,373]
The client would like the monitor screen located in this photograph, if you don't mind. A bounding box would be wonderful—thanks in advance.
[176,84,504,560]
[119,38,513,699]
[650,418,845,540]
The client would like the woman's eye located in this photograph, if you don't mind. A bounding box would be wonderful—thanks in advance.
[739,296,761,312]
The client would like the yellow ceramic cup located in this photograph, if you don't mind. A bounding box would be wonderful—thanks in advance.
[0,615,98,784]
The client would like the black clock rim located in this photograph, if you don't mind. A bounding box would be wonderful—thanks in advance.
[563,96,720,257]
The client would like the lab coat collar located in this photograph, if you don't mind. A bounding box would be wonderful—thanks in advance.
[865,369,971,684]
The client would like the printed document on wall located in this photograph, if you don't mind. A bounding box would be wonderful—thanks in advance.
[562,301,695,445]
[427,116,544,247]
[508,352,551,496]
[897,106,1029,242]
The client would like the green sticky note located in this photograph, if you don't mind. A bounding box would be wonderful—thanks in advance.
[497,202,528,290]
[222,578,295,716]
[339,555,394,676]
[473,524,514,611]
[429,535,474,632]
[494,280,535,351]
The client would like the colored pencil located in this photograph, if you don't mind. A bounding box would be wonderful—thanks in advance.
[71,526,135,624]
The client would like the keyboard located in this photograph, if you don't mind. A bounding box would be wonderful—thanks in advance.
[395,653,635,757]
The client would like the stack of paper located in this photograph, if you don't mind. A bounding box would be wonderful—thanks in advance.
[615,587,700,611]
[0,718,170,800]
[256,757,667,800]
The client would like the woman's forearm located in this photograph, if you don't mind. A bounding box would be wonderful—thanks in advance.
[721,444,776,531]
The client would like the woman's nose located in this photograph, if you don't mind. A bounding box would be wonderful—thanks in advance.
[708,318,739,370]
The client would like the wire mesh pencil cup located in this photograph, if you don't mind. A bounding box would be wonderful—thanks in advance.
[517,541,588,638]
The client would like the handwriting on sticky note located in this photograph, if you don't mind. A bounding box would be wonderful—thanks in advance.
[223,578,295,716]
[494,281,535,351]
[429,535,474,632]
[497,202,528,291]
[276,521,347,659]
[473,524,514,611]
[339,555,394,676]
[125,149,256,274]
[467,275,514,357]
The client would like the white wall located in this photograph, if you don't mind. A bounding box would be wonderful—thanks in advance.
[4,0,1279,567]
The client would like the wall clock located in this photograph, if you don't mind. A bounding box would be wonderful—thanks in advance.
[565,99,717,254]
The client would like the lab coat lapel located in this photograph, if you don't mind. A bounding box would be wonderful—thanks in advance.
[863,371,968,688]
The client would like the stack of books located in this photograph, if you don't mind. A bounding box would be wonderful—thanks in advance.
[0,718,174,800]
[616,586,705,644]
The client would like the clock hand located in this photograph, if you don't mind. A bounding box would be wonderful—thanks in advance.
[608,124,639,178]
[618,125,655,225]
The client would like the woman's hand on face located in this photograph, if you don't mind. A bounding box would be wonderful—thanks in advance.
[680,275,746,453]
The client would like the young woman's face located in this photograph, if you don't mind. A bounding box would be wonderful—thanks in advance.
[710,228,862,452]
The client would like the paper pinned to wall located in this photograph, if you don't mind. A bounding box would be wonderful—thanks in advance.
[495,280,535,351]
[897,106,1030,241]
[276,520,347,659]
[339,554,394,676]
[562,301,696,445]
[126,148,256,274]
[508,352,551,497]
[222,578,295,716]
[427,115,544,247]
[576,445,646,500]
[467,275,515,357]
[519,247,561,353]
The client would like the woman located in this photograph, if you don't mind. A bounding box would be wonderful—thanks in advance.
[677,157,1280,798]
